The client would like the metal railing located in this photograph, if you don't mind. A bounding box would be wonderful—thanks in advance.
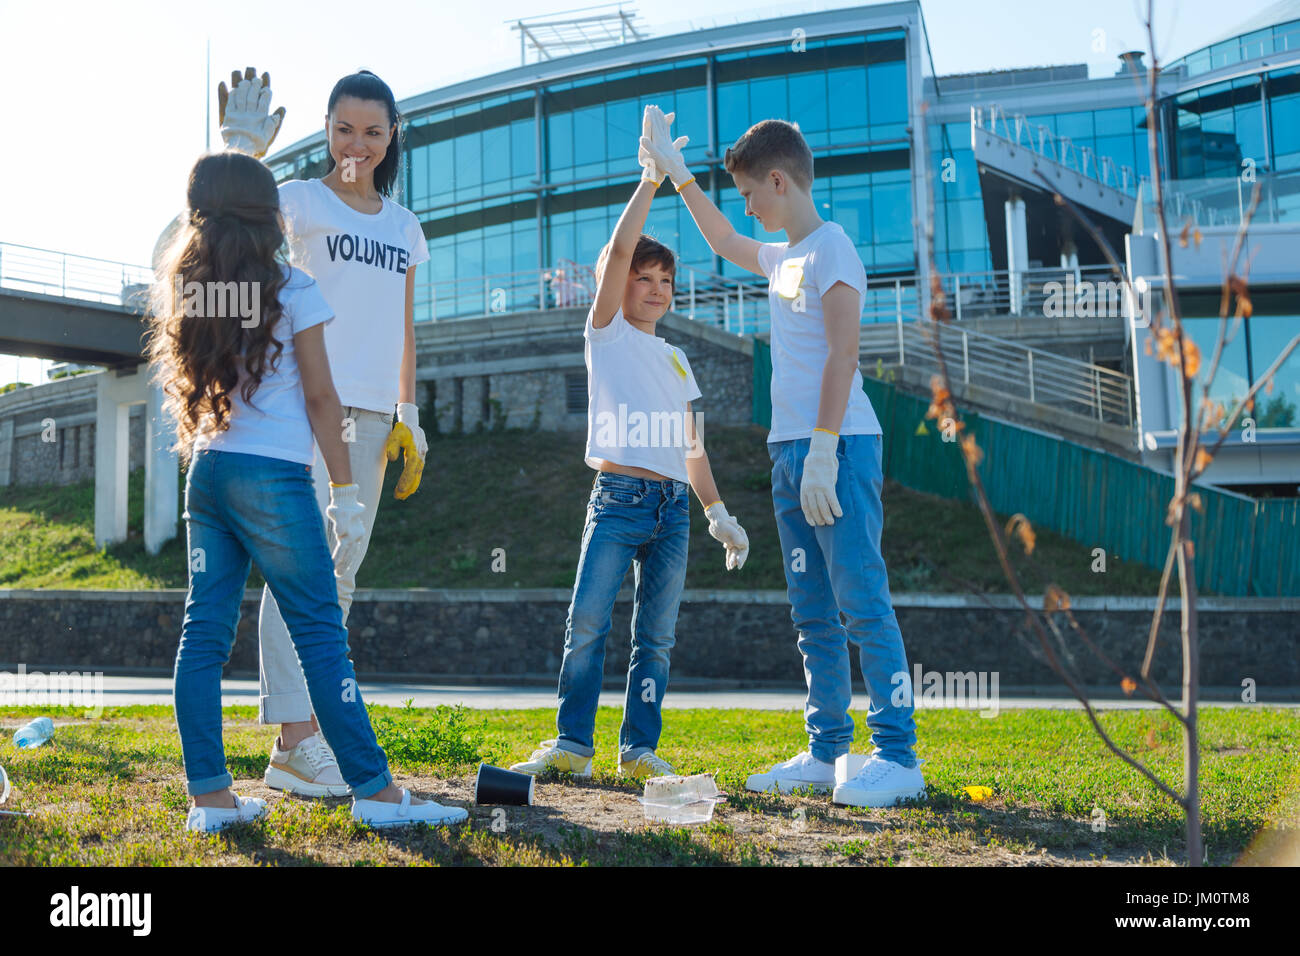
[859,316,1134,427]
[1,237,1131,425]
[972,104,1139,197]
[415,261,770,334]
[1136,169,1300,229]
[865,266,1130,322]
[0,242,153,309]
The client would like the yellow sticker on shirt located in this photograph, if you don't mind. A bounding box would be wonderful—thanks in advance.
[774,259,806,299]
[666,345,688,379]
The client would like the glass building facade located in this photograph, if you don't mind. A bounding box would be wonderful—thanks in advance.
[265,2,1300,323]
[268,20,917,323]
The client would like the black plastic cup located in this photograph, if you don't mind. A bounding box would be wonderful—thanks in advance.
[475,763,535,806]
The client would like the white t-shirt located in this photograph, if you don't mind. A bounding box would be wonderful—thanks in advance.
[277,179,430,413]
[756,221,882,442]
[583,307,703,484]
[191,265,334,466]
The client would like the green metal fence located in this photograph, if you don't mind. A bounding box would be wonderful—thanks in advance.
[751,338,1298,596]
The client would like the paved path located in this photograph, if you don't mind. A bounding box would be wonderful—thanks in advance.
[77,676,1295,711]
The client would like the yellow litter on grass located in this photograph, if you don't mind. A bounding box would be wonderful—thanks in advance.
[964,786,993,802]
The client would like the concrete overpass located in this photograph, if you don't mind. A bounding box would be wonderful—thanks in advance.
[0,242,176,555]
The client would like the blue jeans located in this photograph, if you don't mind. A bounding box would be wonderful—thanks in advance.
[175,449,392,798]
[555,472,691,760]
[768,434,917,768]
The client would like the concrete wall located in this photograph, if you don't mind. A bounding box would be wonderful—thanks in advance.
[0,374,145,488]
[415,307,753,435]
[0,307,754,488]
[1,589,1295,694]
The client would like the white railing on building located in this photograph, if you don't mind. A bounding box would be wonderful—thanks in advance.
[0,242,152,309]
[1,238,1131,428]
[972,105,1139,196]
[860,317,1134,427]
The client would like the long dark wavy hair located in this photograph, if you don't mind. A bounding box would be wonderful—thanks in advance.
[324,70,403,198]
[146,151,289,465]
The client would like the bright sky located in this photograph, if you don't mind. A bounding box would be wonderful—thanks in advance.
[0,0,1277,385]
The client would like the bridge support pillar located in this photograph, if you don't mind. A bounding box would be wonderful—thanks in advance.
[1005,194,1028,314]
[94,365,178,555]
[144,376,179,555]
[1060,240,1080,286]
[0,417,12,487]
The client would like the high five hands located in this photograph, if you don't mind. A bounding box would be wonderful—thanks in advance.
[639,105,691,188]
[218,67,286,159]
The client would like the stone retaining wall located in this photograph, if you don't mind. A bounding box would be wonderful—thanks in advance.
[1,589,1295,695]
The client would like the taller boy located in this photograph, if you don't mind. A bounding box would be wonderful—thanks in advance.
[641,108,924,807]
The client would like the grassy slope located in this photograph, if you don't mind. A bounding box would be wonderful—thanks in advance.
[0,426,1169,595]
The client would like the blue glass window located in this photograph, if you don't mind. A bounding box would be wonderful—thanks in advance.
[789,72,829,133]
[828,67,868,131]
[482,125,510,186]
[572,105,607,179]
[1249,317,1300,427]
[547,112,573,176]
[455,133,482,191]
[867,60,907,127]
[511,118,535,184]
[1269,68,1300,169]
[749,76,788,121]
[428,139,453,199]
[716,82,749,147]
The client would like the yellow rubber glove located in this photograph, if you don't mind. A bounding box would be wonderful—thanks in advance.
[385,422,424,500]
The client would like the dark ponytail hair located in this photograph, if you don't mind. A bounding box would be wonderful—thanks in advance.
[325,70,402,198]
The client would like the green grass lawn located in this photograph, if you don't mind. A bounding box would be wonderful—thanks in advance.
[0,704,1293,866]
[0,426,1170,595]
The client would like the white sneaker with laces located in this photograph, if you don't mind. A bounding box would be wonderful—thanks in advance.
[186,794,269,833]
[832,753,926,808]
[351,788,469,828]
[264,733,350,797]
[744,751,836,794]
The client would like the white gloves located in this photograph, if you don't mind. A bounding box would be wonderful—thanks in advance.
[639,107,661,184]
[396,403,428,460]
[705,502,749,571]
[218,67,286,159]
[801,430,843,526]
[639,105,691,188]
[326,483,366,577]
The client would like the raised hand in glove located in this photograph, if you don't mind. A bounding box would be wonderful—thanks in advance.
[638,106,661,184]
[218,67,286,159]
[326,483,366,578]
[384,403,426,500]
[638,104,691,188]
[705,502,750,571]
[800,429,843,526]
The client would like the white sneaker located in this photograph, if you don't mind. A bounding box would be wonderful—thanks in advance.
[832,753,926,808]
[264,733,350,797]
[351,788,469,828]
[186,794,269,833]
[745,751,836,794]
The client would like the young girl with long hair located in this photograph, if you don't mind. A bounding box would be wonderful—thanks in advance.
[148,150,463,831]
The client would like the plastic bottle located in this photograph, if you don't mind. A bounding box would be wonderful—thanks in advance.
[12,718,54,749]
[0,764,9,804]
